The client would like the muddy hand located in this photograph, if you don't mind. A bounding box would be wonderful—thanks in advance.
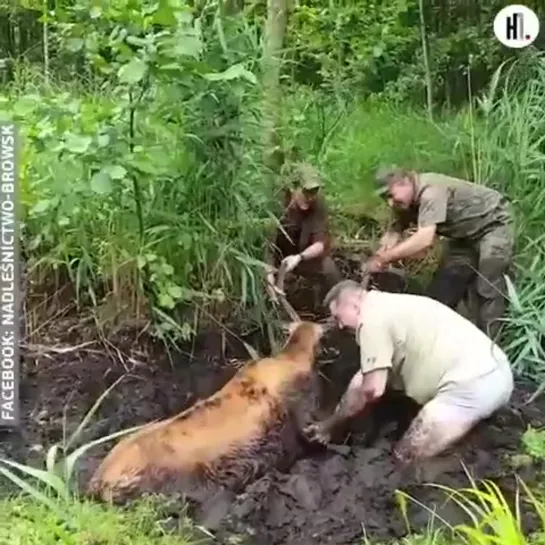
[365,256,386,274]
[304,421,332,445]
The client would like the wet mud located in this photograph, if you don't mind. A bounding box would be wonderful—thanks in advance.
[2,263,545,544]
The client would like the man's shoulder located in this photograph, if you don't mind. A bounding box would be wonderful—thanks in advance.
[367,291,453,322]
[361,290,404,321]
[419,172,466,185]
[419,172,500,198]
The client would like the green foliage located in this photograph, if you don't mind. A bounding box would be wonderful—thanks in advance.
[396,470,545,545]
[283,0,541,107]
[445,52,545,378]
[286,0,421,97]
[521,427,545,461]
[1,495,203,545]
[3,0,274,339]
[2,3,545,545]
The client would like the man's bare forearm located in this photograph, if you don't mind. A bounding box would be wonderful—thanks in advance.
[324,373,367,428]
[334,387,366,422]
[301,241,324,260]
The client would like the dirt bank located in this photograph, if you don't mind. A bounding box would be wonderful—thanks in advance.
[2,263,545,544]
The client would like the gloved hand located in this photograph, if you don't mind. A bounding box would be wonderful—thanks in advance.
[281,253,303,273]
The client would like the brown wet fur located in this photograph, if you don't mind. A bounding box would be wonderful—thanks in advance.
[85,322,324,504]
[5,259,545,544]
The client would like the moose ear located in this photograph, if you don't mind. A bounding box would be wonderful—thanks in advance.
[287,321,300,336]
[321,317,336,333]
[277,320,303,338]
[277,321,291,335]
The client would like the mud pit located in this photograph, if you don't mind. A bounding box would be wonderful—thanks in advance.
[3,264,545,544]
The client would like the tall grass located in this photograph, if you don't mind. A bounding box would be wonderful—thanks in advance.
[394,469,545,545]
[6,62,274,341]
[447,51,545,379]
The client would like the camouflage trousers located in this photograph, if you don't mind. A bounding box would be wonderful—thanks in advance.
[424,223,514,340]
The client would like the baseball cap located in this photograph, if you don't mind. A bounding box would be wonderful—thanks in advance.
[374,165,404,197]
[289,161,323,191]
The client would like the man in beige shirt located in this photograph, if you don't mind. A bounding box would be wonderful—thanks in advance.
[304,279,514,466]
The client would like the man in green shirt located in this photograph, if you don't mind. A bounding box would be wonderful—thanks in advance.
[365,167,514,340]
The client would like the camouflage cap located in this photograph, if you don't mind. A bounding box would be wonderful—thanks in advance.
[374,165,407,196]
[285,161,323,191]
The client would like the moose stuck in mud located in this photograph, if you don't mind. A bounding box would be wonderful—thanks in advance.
[87,322,325,515]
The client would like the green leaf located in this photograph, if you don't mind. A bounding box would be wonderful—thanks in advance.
[90,6,101,18]
[64,424,145,487]
[66,38,84,52]
[158,292,175,309]
[129,154,157,175]
[45,444,60,474]
[118,58,147,85]
[136,255,147,269]
[65,134,92,154]
[174,35,202,58]
[0,465,64,515]
[169,285,182,299]
[161,31,202,58]
[32,199,50,214]
[105,165,126,180]
[64,376,126,453]
[90,170,112,194]
[97,133,110,147]
[13,95,39,117]
[29,234,42,250]
[153,5,177,26]
[126,36,149,47]
[0,457,67,499]
[203,63,257,84]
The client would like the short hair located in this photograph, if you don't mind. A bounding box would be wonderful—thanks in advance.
[323,279,362,308]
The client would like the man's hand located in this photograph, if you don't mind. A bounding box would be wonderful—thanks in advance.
[281,254,303,273]
[304,420,333,445]
[379,231,400,252]
[365,255,386,273]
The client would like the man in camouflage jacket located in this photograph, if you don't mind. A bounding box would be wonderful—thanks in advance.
[366,167,514,340]
[265,161,342,302]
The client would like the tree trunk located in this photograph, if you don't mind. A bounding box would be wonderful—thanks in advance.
[43,0,49,83]
[418,0,433,120]
[261,0,289,181]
